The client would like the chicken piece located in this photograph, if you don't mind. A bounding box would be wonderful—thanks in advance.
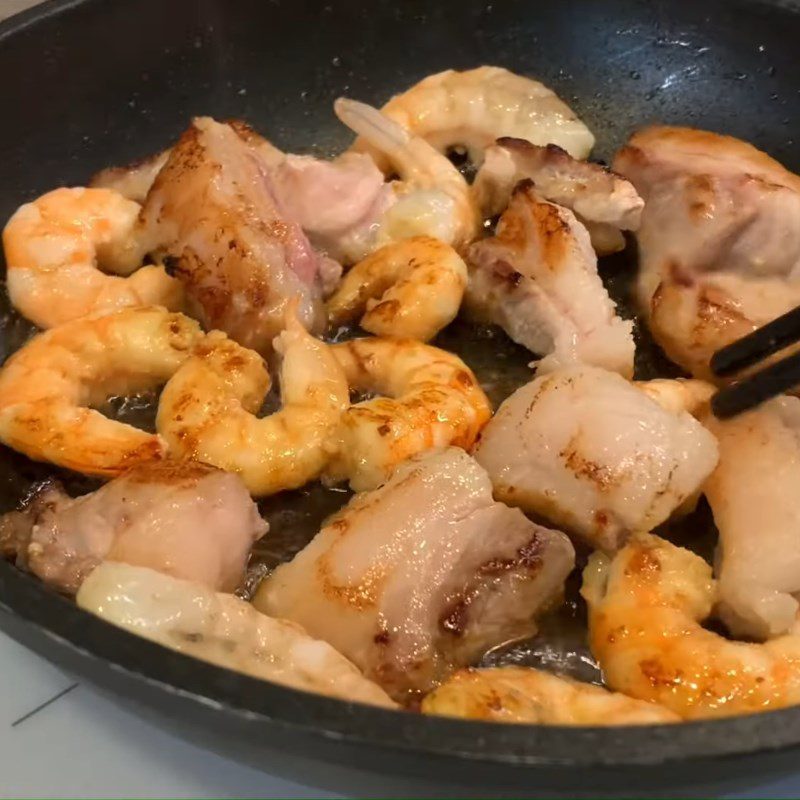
[268,152,394,266]
[255,448,575,702]
[473,366,719,551]
[473,139,644,255]
[0,460,266,594]
[614,126,800,379]
[78,562,395,708]
[422,667,678,724]
[702,397,800,640]
[466,181,635,377]
[138,117,328,352]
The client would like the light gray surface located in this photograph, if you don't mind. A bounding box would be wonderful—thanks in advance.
[0,0,41,21]
[1,0,800,797]
[0,631,337,799]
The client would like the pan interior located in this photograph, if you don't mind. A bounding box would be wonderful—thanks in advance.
[0,0,797,746]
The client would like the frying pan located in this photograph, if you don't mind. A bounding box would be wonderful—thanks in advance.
[0,0,799,796]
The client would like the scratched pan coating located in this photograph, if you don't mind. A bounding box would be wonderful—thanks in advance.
[0,0,799,795]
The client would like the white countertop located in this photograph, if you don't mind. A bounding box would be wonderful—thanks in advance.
[0,631,337,799]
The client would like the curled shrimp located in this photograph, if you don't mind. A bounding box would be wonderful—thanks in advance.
[334,98,479,250]
[157,307,349,496]
[422,667,678,725]
[0,307,203,477]
[324,337,491,491]
[326,236,467,341]
[355,66,595,166]
[3,188,184,328]
[582,533,800,719]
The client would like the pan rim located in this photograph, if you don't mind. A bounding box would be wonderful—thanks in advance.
[4,553,800,770]
[2,0,800,774]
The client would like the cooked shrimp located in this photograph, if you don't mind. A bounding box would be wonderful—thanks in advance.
[334,98,479,250]
[324,338,491,491]
[422,667,679,725]
[0,307,202,476]
[157,307,349,496]
[78,562,396,708]
[3,187,184,328]
[356,67,595,165]
[326,236,467,341]
[582,533,800,719]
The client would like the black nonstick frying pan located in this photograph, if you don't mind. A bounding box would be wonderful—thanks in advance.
[1,0,799,796]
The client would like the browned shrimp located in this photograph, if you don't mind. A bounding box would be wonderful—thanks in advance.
[0,307,202,476]
[324,338,491,491]
[157,307,349,495]
[326,236,467,341]
[582,533,800,719]
[3,187,183,327]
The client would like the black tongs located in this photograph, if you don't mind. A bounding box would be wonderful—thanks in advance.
[711,305,800,418]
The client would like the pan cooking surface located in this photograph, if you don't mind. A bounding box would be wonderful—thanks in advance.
[1,0,800,783]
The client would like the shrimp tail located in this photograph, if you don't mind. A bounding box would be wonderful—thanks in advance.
[335,98,410,158]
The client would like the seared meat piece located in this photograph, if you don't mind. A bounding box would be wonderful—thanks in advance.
[139,117,328,352]
[268,152,393,266]
[467,181,634,377]
[703,397,800,640]
[473,366,719,551]
[614,126,800,379]
[78,562,396,708]
[255,448,574,702]
[473,139,643,254]
[0,460,266,594]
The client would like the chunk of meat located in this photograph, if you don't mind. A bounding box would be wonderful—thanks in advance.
[466,181,635,377]
[703,397,800,640]
[255,448,575,702]
[0,460,266,594]
[268,152,394,265]
[422,667,678,724]
[473,139,643,254]
[139,117,327,353]
[78,562,395,708]
[614,126,800,379]
[473,366,719,551]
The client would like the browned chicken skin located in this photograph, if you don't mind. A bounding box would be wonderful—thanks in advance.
[138,117,330,353]
[614,126,800,380]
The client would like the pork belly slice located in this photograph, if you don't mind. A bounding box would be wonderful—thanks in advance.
[473,366,719,551]
[255,448,574,702]
[473,138,643,254]
[466,181,634,377]
[703,397,800,640]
